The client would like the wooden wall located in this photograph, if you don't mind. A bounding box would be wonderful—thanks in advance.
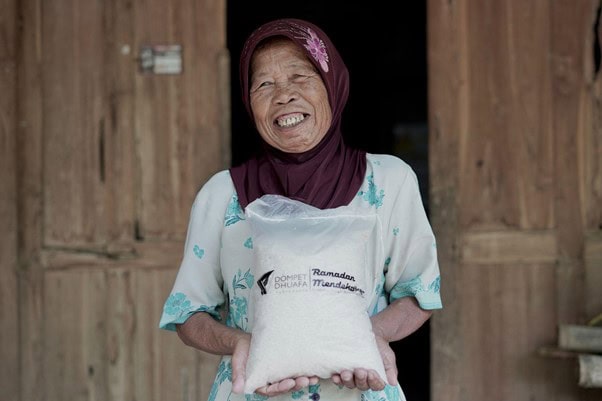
[8,0,227,400]
[3,1,601,401]
[428,0,602,400]
[0,0,19,400]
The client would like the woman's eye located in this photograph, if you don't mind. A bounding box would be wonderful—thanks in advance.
[258,81,273,88]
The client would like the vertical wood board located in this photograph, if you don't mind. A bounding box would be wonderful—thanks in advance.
[427,0,465,400]
[42,0,109,249]
[0,0,19,399]
[551,0,594,325]
[459,0,554,231]
[133,0,227,240]
[458,264,600,401]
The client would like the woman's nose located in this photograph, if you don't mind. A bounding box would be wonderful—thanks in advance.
[273,81,298,104]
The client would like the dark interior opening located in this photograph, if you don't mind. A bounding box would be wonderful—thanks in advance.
[228,3,430,400]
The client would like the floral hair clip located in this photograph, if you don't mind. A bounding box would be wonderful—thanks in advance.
[302,27,330,73]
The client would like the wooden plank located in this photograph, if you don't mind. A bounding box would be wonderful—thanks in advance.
[42,0,108,249]
[103,0,136,251]
[461,230,557,264]
[133,267,220,401]
[0,0,19,399]
[579,354,602,388]
[106,269,135,400]
[427,0,465,400]
[40,240,183,270]
[16,0,43,269]
[584,1,602,231]
[459,263,600,401]
[133,0,226,240]
[559,325,602,353]
[550,0,593,325]
[458,0,554,231]
[19,270,44,401]
[44,269,108,401]
[585,232,602,320]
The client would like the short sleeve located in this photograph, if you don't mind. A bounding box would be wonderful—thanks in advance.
[382,164,442,310]
[159,172,231,331]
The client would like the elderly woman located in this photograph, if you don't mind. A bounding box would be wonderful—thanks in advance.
[159,18,442,401]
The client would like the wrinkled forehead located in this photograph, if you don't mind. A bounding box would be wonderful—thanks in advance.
[250,37,317,79]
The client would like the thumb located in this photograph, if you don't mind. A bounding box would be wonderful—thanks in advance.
[231,336,250,394]
[375,336,398,386]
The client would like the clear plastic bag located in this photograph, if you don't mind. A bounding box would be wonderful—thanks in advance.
[243,195,386,393]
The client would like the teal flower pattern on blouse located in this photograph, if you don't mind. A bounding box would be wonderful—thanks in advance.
[384,256,391,273]
[244,237,253,249]
[308,383,321,400]
[225,194,245,226]
[390,275,441,300]
[208,360,231,401]
[384,384,400,400]
[357,173,384,208]
[393,227,399,236]
[193,245,205,259]
[429,276,441,293]
[228,269,254,331]
[361,385,399,401]
[163,292,192,316]
[361,390,386,401]
[291,389,305,399]
[245,394,268,401]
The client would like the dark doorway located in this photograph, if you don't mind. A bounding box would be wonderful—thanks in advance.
[228,3,430,401]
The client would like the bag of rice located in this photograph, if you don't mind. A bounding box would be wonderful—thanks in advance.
[243,194,386,394]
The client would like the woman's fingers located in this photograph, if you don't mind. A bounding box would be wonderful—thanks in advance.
[367,370,386,391]
[256,378,296,397]
[339,369,356,389]
[230,336,251,394]
[375,335,398,386]
[353,368,369,390]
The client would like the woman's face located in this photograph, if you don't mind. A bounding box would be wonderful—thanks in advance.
[249,38,332,153]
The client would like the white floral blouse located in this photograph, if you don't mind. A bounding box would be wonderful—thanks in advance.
[159,153,442,401]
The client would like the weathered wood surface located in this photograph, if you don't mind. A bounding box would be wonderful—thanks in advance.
[42,0,109,249]
[0,0,19,400]
[134,0,227,240]
[427,0,464,399]
[559,325,602,353]
[16,0,227,400]
[428,0,602,400]
[40,267,220,401]
[579,354,602,388]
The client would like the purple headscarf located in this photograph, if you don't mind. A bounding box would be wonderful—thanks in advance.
[230,18,366,210]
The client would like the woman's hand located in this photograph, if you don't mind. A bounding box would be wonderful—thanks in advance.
[231,334,251,394]
[331,369,386,391]
[255,376,320,397]
[330,334,397,391]
[231,334,319,396]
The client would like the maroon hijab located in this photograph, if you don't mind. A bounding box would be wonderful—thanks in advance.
[230,18,366,210]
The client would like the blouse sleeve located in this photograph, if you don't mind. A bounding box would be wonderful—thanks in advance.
[382,163,442,310]
[159,173,229,331]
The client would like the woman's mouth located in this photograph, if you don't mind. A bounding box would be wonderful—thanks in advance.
[275,113,306,128]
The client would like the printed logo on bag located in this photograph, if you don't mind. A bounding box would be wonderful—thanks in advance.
[259,267,365,297]
[257,270,275,295]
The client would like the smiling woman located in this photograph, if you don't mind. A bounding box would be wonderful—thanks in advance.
[249,37,332,154]
[159,17,441,401]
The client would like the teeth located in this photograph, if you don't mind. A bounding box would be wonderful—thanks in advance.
[277,114,305,128]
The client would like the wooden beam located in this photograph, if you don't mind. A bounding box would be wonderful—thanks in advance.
[461,230,557,264]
